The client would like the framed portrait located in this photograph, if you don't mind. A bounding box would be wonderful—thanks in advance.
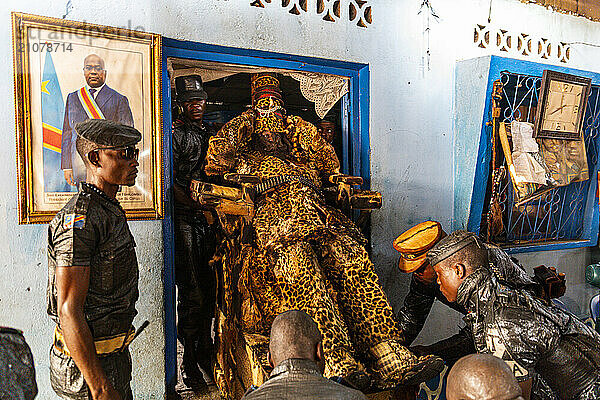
[12,12,163,224]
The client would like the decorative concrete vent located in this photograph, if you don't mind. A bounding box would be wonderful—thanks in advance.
[250,0,372,28]
[474,24,570,63]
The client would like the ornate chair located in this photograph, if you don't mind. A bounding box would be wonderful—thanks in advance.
[190,174,408,399]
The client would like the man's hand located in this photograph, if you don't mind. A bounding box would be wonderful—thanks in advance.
[173,183,204,210]
[93,386,123,400]
[518,377,532,400]
[409,345,430,357]
[63,169,76,186]
[328,173,363,185]
[413,263,437,285]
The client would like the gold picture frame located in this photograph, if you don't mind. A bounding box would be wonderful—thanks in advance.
[12,12,163,224]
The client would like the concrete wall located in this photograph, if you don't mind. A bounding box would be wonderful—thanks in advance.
[2,0,600,397]
[452,56,492,233]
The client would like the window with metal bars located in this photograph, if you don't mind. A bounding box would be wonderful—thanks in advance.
[478,70,600,248]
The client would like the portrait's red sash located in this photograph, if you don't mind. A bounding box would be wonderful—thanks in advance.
[77,87,105,120]
[42,123,62,153]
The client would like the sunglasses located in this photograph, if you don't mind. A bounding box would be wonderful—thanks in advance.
[94,146,139,161]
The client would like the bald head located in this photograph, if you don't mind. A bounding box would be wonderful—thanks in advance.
[447,354,524,400]
[84,54,105,67]
[269,310,322,367]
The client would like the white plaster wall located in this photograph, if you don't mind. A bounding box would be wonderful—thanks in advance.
[0,4,166,399]
[2,0,600,397]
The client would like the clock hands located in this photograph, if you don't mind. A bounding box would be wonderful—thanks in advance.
[548,104,568,116]
[548,92,568,116]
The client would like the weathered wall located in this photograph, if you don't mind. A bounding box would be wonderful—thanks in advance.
[2,0,600,397]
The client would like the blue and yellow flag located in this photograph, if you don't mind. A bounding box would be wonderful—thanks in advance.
[41,52,71,192]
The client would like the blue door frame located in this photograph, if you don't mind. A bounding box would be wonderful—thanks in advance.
[161,37,370,390]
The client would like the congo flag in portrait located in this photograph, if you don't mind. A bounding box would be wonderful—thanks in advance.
[41,52,71,192]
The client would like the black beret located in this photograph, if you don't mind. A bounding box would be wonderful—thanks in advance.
[426,230,480,266]
[74,119,141,147]
[175,75,208,102]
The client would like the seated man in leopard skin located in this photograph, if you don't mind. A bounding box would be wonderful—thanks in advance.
[204,73,443,390]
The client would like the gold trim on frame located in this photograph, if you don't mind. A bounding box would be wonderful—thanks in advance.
[12,12,163,224]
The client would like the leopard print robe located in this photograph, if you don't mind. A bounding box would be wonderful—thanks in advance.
[205,110,407,379]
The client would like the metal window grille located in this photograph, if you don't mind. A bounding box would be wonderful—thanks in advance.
[479,71,600,246]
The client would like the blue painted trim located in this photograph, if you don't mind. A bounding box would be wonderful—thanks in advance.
[467,55,600,253]
[358,65,371,187]
[466,63,496,235]
[348,74,360,179]
[160,38,371,390]
[167,47,354,76]
[162,37,366,71]
[161,51,177,391]
[506,239,594,254]
[581,165,600,248]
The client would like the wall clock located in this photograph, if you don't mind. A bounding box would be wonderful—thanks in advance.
[534,70,592,140]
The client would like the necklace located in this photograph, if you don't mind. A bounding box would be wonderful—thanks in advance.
[81,182,123,210]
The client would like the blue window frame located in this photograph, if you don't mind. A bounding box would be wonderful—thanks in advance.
[466,56,600,254]
[160,37,370,390]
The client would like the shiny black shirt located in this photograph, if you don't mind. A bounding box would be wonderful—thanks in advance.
[172,116,216,211]
[457,266,600,400]
[397,245,539,345]
[47,184,139,339]
[397,273,466,345]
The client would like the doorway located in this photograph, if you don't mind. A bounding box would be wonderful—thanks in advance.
[161,38,370,393]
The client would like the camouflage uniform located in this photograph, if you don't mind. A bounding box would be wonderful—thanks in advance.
[397,274,473,366]
[401,244,557,399]
[397,273,466,345]
[47,183,138,399]
[397,245,534,347]
[0,327,37,400]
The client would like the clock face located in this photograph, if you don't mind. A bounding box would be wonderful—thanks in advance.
[534,70,592,140]
[541,80,585,133]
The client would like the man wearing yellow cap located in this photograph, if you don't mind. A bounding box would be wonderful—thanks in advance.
[393,221,473,365]
[394,223,569,399]
[204,73,443,390]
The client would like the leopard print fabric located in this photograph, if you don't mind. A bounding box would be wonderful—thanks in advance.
[207,114,418,383]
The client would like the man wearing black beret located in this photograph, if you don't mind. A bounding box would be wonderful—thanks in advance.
[47,119,141,400]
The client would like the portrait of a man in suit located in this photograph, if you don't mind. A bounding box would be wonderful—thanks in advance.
[61,54,134,186]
